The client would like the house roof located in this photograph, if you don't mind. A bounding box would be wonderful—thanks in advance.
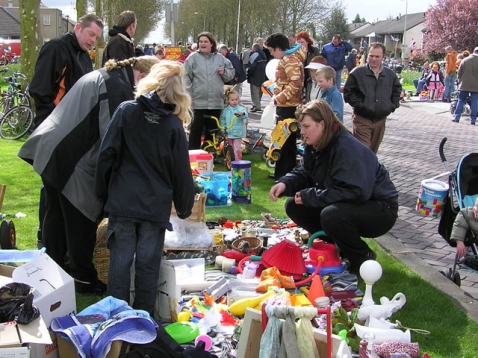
[352,12,427,38]
[349,22,369,33]
[0,7,20,38]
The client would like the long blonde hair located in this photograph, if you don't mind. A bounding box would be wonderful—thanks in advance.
[135,60,193,126]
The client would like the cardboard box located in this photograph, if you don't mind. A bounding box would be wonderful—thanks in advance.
[155,258,207,322]
[11,254,76,327]
[0,254,76,358]
[56,335,122,358]
[0,318,52,358]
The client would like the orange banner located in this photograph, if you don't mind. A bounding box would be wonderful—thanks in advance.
[165,47,182,60]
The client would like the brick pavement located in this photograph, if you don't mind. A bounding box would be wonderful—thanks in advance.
[240,84,478,302]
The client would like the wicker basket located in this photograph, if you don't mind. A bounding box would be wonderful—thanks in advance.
[232,237,263,254]
[94,218,110,283]
[171,193,206,222]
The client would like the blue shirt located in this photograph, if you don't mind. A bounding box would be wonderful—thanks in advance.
[220,105,248,139]
[321,86,344,122]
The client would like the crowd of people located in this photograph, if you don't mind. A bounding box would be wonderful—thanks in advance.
[26,8,478,314]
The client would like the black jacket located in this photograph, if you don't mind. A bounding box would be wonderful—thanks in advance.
[247,49,267,87]
[101,26,135,66]
[30,32,94,127]
[225,50,246,85]
[343,64,402,122]
[95,91,195,229]
[278,128,398,209]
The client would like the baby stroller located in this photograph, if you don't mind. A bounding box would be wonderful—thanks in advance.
[438,138,478,286]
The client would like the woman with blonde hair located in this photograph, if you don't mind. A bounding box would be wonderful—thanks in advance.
[95,60,195,314]
[19,56,159,295]
[269,100,398,274]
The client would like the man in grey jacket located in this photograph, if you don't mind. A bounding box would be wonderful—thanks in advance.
[343,42,402,154]
[452,47,478,125]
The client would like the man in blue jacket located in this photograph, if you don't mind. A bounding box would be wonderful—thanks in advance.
[219,45,246,96]
[320,34,353,89]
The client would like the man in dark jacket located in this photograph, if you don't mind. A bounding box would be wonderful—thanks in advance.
[247,43,267,112]
[30,13,104,128]
[219,45,245,96]
[320,34,353,89]
[346,48,357,73]
[101,10,136,66]
[344,42,402,154]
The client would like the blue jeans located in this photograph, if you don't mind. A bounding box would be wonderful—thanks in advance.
[107,220,165,315]
[335,69,342,90]
[443,72,457,100]
[454,91,478,123]
[413,79,426,95]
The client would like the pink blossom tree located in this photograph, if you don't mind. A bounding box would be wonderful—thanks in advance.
[424,0,478,54]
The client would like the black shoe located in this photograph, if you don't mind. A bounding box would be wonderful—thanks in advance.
[250,107,258,112]
[268,174,276,179]
[451,119,459,122]
[348,250,377,275]
[75,279,107,296]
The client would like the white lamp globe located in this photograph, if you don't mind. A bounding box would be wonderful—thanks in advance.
[359,260,383,283]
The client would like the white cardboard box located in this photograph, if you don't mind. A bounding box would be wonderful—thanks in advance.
[0,254,76,358]
[0,318,52,358]
[12,254,76,327]
[156,258,206,322]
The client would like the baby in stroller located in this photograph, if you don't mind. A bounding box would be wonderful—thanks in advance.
[450,197,478,258]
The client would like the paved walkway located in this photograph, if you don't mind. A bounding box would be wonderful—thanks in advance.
[239,84,478,317]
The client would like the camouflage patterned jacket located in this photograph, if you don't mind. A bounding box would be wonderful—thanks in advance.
[273,46,306,107]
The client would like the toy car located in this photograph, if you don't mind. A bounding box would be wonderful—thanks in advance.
[266,118,300,163]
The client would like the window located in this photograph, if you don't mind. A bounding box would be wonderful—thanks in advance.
[8,0,13,7]
[43,14,51,26]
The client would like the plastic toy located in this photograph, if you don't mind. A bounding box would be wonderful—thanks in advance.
[164,321,200,344]
[266,118,300,163]
[201,114,238,170]
[228,290,276,316]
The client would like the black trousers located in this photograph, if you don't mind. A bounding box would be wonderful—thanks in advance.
[285,199,398,267]
[274,106,298,179]
[188,109,223,150]
[42,181,99,283]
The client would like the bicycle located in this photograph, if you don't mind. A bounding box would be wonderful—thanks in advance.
[201,114,238,171]
[0,70,33,139]
[0,69,31,116]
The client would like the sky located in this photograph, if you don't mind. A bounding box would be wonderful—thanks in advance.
[41,0,437,44]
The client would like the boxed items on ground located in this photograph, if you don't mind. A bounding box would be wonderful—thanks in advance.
[0,318,52,358]
[156,258,209,322]
[0,254,76,358]
[197,172,231,207]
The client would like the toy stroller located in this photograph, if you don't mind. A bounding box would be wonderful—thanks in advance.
[438,137,478,286]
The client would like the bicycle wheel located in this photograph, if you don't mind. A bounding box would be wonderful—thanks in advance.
[0,97,10,117]
[224,145,235,170]
[0,105,34,140]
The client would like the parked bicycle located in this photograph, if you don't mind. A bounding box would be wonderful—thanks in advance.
[201,114,237,170]
[0,69,34,140]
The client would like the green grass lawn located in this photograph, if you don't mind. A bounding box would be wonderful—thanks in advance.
[1,138,478,357]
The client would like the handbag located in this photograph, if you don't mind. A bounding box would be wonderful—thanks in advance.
[260,102,276,129]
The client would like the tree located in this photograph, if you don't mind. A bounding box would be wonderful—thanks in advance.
[352,14,362,23]
[170,0,335,49]
[424,0,478,54]
[76,0,87,18]
[319,7,350,44]
[102,0,166,43]
[19,0,40,82]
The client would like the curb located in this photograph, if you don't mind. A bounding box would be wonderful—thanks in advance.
[376,233,478,325]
